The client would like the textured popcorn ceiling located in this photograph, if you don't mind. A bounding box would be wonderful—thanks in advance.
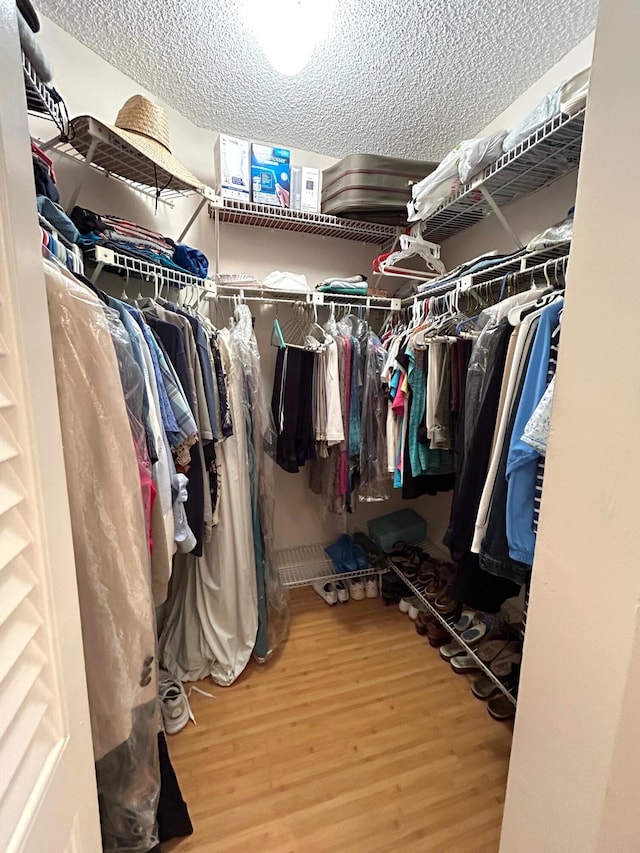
[38,0,598,159]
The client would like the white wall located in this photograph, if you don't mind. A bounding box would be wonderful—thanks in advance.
[499,2,640,850]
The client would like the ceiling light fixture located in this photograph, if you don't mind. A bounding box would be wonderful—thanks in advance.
[239,0,338,76]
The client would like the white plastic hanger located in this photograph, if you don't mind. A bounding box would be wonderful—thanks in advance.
[379,233,447,279]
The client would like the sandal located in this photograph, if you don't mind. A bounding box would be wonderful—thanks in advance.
[440,641,465,661]
[453,609,480,633]
[476,623,521,664]
[487,694,516,721]
[471,674,501,700]
[458,620,488,647]
[490,641,522,679]
[450,652,481,674]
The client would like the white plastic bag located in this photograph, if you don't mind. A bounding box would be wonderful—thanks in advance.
[503,89,562,152]
[458,130,508,184]
[407,148,462,221]
[526,211,574,251]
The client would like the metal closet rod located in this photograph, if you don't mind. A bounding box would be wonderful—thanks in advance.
[203,287,399,311]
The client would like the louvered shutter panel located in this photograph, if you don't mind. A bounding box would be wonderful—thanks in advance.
[0,291,64,852]
[0,7,101,850]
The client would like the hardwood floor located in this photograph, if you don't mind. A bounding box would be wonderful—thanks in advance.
[163,587,512,853]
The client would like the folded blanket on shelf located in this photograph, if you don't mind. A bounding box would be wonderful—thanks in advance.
[318,274,367,286]
[77,232,196,277]
[263,271,310,292]
[101,215,174,258]
[317,284,368,295]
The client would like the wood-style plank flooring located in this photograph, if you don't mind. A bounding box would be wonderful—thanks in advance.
[163,587,512,853]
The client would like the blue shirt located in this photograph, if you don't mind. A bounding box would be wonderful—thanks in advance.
[506,298,564,564]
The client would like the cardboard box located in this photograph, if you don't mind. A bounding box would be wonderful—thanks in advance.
[291,166,303,211]
[300,166,320,213]
[251,143,291,207]
[215,134,251,201]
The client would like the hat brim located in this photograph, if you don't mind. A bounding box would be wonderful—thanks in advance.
[68,115,205,195]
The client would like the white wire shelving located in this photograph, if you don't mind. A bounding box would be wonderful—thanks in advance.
[85,246,211,290]
[274,542,382,588]
[82,246,406,310]
[215,283,402,311]
[43,117,202,206]
[421,110,585,244]
[41,117,220,241]
[413,240,572,301]
[22,51,68,137]
[387,539,518,706]
[211,198,398,247]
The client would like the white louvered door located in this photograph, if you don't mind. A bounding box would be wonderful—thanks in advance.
[0,3,101,851]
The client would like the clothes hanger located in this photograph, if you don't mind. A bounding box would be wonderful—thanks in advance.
[271,303,286,349]
[324,301,339,337]
[379,233,447,279]
[120,268,131,301]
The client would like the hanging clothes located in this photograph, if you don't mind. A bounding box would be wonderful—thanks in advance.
[159,330,259,685]
[271,346,317,473]
[44,260,160,853]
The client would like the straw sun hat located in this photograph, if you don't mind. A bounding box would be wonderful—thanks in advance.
[68,94,205,194]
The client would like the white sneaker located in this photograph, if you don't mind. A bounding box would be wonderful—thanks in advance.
[399,595,420,614]
[365,577,379,599]
[348,578,365,600]
[408,602,426,620]
[313,581,338,605]
[334,580,349,603]
[159,672,193,735]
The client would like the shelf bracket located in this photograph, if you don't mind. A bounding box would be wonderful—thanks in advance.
[90,260,105,286]
[479,186,523,249]
[177,189,222,242]
[66,137,99,211]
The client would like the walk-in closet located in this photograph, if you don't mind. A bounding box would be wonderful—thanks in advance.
[3,0,640,851]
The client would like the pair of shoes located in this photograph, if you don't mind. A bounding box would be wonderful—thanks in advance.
[313,580,349,605]
[451,639,523,676]
[350,577,379,600]
[413,609,452,646]
[487,694,516,721]
[159,671,194,735]
[364,576,379,598]
[471,670,519,700]
[313,577,378,606]
[398,595,427,620]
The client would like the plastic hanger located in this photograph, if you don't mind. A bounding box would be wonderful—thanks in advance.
[116,267,131,301]
[379,233,447,278]
[271,303,286,349]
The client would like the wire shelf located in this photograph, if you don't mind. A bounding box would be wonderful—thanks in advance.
[213,199,398,246]
[214,283,402,311]
[22,51,68,137]
[386,538,517,705]
[42,113,217,207]
[422,110,585,243]
[86,246,212,291]
[414,241,572,301]
[274,542,381,588]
